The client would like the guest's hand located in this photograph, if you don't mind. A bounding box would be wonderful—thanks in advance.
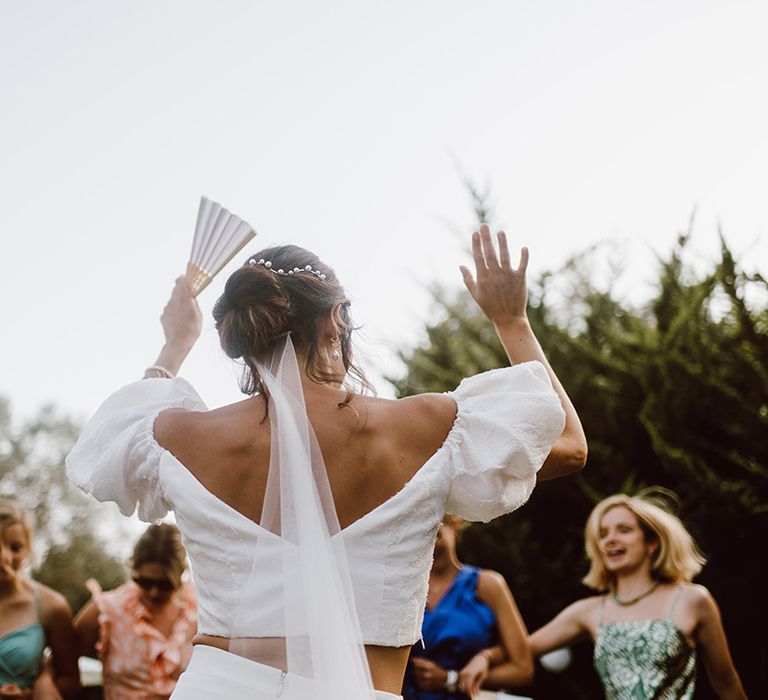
[459,652,491,697]
[32,666,63,700]
[410,657,448,691]
[160,277,203,353]
[0,683,31,699]
[460,224,529,327]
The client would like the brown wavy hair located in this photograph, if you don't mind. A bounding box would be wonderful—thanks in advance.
[212,245,372,399]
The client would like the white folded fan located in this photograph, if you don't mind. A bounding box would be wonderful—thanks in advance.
[185,196,256,296]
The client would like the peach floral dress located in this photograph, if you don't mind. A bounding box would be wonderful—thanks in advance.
[85,579,196,700]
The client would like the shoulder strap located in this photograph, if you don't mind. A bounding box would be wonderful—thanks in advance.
[31,582,42,621]
[666,585,685,621]
[598,594,609,625]
[462,565,480,588]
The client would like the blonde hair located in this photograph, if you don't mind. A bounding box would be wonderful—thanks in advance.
[0,500,32,540]
[582,493,706,591]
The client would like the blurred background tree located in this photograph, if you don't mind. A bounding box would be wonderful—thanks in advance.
[0,399,128,612]
[392,203,767,699]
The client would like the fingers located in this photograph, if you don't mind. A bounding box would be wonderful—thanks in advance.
[459,265,477,297]
[472,225,520,273]
[479,224,500,270]
[517,246,529,274]
[497,230,511,269]
[471,229,485,277]
[459,671,481,696]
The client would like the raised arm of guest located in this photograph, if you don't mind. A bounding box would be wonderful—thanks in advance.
[460,225,587,480]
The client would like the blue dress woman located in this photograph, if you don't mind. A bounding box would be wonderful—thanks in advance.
[404,517,533,699]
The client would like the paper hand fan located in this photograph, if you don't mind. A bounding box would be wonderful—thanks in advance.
[185,197,256,296]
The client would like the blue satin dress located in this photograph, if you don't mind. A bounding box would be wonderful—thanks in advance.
[0,585,45,688]
[403,565,498,700]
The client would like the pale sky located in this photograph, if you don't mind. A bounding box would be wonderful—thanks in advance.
[2,0,767,423]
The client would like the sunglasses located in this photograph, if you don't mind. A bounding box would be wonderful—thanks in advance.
[132,576,176,593]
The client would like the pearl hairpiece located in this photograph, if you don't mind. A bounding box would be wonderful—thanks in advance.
[248,258,327,280]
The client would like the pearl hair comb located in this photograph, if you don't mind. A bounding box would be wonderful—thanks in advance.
[186,197,257,296]
[249,258,327,280]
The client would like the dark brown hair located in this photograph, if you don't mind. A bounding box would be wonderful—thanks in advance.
[130,524,187,588]
[212,245,371,398]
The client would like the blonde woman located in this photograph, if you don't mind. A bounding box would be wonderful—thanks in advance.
[530,492,746,699]
[0,500,80,700]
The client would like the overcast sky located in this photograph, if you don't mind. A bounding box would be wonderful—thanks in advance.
[2,0,767,423]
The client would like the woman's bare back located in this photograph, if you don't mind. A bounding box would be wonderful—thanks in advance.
[154,384,457,692]
[154,384,457,529]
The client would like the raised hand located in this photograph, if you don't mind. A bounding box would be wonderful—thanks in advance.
[160,277,203,353]
[144,277,203,379]
[459,223,529,326]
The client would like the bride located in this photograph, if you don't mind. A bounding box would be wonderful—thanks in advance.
[67,224,586,699]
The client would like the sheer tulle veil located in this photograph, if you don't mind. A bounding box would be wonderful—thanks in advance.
[228,335,374,698]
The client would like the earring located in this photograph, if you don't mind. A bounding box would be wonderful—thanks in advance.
[331,336,340,361]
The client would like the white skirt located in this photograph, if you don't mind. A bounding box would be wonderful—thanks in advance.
[171,645,403,700]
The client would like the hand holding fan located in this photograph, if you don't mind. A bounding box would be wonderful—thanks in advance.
[185,197,256,296]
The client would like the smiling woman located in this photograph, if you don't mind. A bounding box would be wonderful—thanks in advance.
[529,492,747,700]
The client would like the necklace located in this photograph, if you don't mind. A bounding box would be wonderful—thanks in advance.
[612,580,660,606]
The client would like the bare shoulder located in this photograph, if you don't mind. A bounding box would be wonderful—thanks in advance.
[35,582,72,623]
[476,569,511,598]
[154,406,192,444]
[154,406,202,441]
[390,392,457,441]
[475,569,520,612]
[355,392,456,477]
[154,398,257,449]
[680,583,718,615]
[563,594,604,624]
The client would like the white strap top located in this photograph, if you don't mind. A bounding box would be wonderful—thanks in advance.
[66,362,565,646]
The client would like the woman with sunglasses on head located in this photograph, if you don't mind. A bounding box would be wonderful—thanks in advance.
[74,524,196,700]
[0,500,80,700]
[529,492,746,700]
[67,225,586,699]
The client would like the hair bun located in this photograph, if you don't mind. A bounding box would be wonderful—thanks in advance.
[213,264,292,360]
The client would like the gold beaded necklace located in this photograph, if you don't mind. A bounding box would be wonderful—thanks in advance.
[612,580,661,606]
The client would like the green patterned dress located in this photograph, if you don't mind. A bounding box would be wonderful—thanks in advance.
[593,588,696,699]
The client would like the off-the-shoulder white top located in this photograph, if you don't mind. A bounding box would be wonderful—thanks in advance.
[66,363,565,647]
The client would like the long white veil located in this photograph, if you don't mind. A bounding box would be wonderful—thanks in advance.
[228,336,373,698]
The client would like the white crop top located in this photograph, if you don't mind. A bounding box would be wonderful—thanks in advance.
[66,363,565,646]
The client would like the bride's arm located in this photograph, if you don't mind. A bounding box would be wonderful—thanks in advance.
[460,225,587,480]
[143,277,203,379]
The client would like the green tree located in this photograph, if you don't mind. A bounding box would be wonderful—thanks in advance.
[0,398,129,612]
[393,225,767,698]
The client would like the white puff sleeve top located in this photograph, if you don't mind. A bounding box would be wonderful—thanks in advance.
[67,361,565,647]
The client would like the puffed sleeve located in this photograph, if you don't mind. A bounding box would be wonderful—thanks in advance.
[443,362,565,522]
[66,378,207,522]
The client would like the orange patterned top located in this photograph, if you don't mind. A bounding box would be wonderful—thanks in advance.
[85,578,196,700]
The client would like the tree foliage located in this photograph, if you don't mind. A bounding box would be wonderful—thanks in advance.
[393,229,767,698]
[0,399,128,612]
